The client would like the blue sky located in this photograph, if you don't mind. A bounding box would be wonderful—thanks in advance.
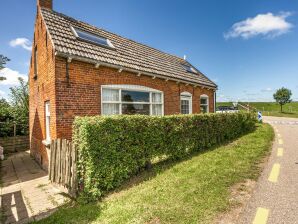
[1,0,297,102]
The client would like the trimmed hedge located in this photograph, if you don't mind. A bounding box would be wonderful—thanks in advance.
[73,112,256,200]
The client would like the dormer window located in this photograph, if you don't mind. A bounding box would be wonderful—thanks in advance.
[182,64,198,74]
[71,26,114,49]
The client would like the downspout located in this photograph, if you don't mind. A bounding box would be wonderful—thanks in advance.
[65,58,70,87]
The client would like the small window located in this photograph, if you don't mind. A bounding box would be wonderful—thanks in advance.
[34,46,38,79]
[182,64,198,74]
[200,95,209,113]
[180,92,192,114]
[45,102,51,141]
[72,26,114,48]
[101,85,163,116]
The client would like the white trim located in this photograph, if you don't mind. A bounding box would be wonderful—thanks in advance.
[56,52,218,90]
[101,85,164,116]
[181,91,192,97]
[180,92,192,114]
[101,84,162,93]
[45,101,51,141]
[200,95,209,113]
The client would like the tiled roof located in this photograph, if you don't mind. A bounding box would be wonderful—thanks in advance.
[41,8,217,88]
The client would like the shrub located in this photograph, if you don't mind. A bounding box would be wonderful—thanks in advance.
[73,112,256,201]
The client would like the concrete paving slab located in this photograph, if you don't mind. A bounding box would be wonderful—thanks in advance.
[0,151,69,224]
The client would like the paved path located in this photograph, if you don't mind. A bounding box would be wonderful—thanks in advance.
[0,151,68,224]
[239,116,298,224]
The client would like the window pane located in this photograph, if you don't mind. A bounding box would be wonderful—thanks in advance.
[152,93,162,103]
[103,103,120,115]
[181,100,190,114]
[201,98,207,105]
[102,89,119,102]
[122,90,149,102]
[152,104,162,115]
[74,28,111,47]
[182,64,197,74]
[122,104,150,115]
[201,105,208,114]
[45,102,50,141]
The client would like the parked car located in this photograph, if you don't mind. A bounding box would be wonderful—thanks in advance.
[216,106,239,113]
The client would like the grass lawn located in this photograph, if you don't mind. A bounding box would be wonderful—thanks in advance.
[34,124,274,224]
[217,102,298,118]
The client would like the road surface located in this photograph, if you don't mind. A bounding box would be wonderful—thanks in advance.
[239,116,298,224]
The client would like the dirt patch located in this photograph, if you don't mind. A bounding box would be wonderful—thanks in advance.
[215,179,256,224]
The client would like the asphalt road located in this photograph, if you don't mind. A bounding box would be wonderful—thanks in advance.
[239,116,298,224]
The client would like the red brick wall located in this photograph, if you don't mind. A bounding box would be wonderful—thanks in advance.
[29,9,56,170]
[54,58,215,140]
[37,0,52,10]
[30,9,215,171]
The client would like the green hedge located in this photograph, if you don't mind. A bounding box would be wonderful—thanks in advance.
[73,112,256,200]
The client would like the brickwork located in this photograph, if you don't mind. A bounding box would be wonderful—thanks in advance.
[29,8,56,170]
[29,3,216,171]
[37,0,52,10]
[54,58,215,140]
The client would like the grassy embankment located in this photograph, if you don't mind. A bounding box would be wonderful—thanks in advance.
[218,101,298,118]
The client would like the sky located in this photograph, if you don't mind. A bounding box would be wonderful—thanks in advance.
[0,0,298,102]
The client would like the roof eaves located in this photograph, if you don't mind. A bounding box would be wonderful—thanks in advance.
[55,51,217,89]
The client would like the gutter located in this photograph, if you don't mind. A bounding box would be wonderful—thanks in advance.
[55,51,218,91]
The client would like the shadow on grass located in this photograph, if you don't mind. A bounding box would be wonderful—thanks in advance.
[33,126,257,224]
[108,127,257,197]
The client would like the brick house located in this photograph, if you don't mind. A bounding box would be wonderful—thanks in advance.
[29,0,217,170]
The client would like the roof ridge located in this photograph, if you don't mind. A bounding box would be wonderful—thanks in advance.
[41,8,185,62]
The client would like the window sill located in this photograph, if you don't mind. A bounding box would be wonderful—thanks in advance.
[42,139,51,147]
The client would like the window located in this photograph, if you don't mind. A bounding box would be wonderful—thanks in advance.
[200,95,209,113]
[182,64,198,74]
[71,26,114,48]
[45,102,51,141]
[180,92,192,114]
[101,85,163,116]
[34,46,38,79]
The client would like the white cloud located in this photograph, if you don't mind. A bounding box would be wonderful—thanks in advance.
[9,38,32,51]
[224,12,293,39]
[0,68,28,86]
[261,87,273,92]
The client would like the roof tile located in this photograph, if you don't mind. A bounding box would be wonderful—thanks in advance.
[41,8,216,88]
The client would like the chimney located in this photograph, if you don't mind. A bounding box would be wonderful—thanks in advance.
[37,0,53,10]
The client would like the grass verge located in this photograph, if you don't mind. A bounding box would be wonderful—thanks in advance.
[217,102,298,118]
[33,124,274,224]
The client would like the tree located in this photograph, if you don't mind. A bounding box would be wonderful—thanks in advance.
[0,54,10,81]
[273,87,292,112]
[9,77,29,126]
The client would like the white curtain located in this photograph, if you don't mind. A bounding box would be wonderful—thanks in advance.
[102,89,119,102]
[152,93,162,103]
[102,103,119,115]
[152,104,162,115]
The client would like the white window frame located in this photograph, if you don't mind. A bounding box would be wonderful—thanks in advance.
[200,94,209,113]
[101,85,164,116]
[45,101,51,141]
[180,91,192,114]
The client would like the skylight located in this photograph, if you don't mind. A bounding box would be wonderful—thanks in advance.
[71,26,114,48]
[182,64,198,74]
